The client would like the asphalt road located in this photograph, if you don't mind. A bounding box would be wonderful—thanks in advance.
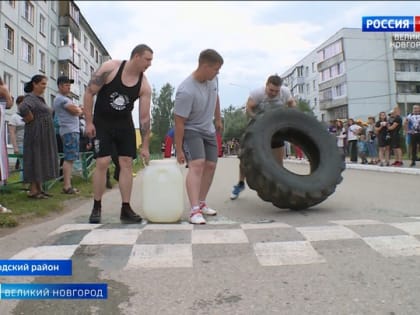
[0,157,419,315]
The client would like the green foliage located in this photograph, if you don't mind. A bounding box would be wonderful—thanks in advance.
[151,83,175,154]
[296,98,315,116]
[0,160,144,229]
[222,105,248,141]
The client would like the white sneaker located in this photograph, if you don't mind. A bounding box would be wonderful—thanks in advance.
[200,203,217,216]
[189,210,206,224]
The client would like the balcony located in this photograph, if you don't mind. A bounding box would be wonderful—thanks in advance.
[395,71,420,82]
[59,16,80,40]
[319,96,348,110]
[396,93,420,103]
[393,50,420,60]
[58,46,80,68]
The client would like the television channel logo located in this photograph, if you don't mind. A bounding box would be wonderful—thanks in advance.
[362,16,420,32]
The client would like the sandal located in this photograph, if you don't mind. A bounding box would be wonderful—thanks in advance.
[41,191,53,197]
[27,193,48,199]
[62,187,79,194]
[0,205,12,213]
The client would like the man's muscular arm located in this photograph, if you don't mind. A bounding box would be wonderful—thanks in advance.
[139,75,152,151]
[83,61,115,124]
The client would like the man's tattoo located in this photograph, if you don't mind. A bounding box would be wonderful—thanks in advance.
[140,121,150,139]
[88,70,112,87]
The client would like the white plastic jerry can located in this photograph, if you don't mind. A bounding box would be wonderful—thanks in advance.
[141,159,184,223]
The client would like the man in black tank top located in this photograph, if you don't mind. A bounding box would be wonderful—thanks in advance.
[83,44,153,224]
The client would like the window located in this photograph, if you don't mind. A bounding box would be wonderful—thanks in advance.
[95,50,98,63]
[50,60,56,78]
[39,50,46,72]
[334,83,346,98]
[83,59,88,74]
[398,83,420,94]
[21,37,34,64]
[90,66,94,77]
[312,62,316,73]
[320,88,332,101]
[297,85,304,94]
[23,1,34,24]
[90,42,94,58]
[39,14,46,36]
[319,40,342,61]
[50,95,55,108]
[5,24,14,53]
[305,66,309,77]
[83,35,88,50]
[297,66,303,77]
[337,62,345,75]
[3,72,12,90]
[306,83,310,94]
[321,68,330,81]
[69,2,80,25]
[313,80,316,91]
[50,26,57,45]
[313,97,317,107]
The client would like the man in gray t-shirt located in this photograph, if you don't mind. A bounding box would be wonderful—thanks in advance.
[174,49,224,225]
[230,74,296,200]
[53,76,83,194]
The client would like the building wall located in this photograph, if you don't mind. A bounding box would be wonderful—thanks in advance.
[282,27,420,123]
[0,0,110,147]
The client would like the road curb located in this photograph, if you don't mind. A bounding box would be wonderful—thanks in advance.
[284,158,420,175]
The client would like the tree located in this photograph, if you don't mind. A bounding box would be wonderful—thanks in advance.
[222,105,248,142]
[296,98,315,116]
[150,83,175,154]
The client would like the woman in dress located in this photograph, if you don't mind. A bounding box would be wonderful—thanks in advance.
[0,78,13,213]
[8,95,25,178]
[19,75,59,198]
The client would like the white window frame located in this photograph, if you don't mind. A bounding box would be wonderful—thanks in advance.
[50,26,57,46]
[39,14,46,36]
[5,24,14,53]
[83,35,88,50]
[21,37,34,64]
[23,1,35,25]
[39,50,46,72]
[50,59,56,78]
[3,72,13,90]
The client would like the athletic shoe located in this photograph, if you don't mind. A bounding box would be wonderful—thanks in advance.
[230,183,245,200]
[190,210,206,224]
[410,162,416,167]
[199,202,217,216]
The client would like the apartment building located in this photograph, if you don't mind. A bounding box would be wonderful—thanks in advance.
[282,28,420,122]
[0,0,110,117]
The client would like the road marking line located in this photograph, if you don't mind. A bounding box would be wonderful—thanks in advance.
[254,241,326,266]
[192,229,249,244]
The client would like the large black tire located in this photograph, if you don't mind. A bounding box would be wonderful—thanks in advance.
[240,107,345,210]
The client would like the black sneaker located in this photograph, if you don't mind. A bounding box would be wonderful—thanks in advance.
[89,208,101,224]
[410,162,416,167]
[120,205,142,223]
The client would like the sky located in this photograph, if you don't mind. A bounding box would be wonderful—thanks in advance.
[75,1,420,111]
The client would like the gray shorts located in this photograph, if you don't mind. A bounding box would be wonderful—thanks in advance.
[183,130,218,162]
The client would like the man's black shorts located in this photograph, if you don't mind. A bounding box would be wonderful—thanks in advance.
[94,124,137,158]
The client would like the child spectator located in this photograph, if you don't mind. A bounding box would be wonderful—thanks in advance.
[358,134,369,164]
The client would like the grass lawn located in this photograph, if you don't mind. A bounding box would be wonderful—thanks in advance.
[0,158,145,229]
